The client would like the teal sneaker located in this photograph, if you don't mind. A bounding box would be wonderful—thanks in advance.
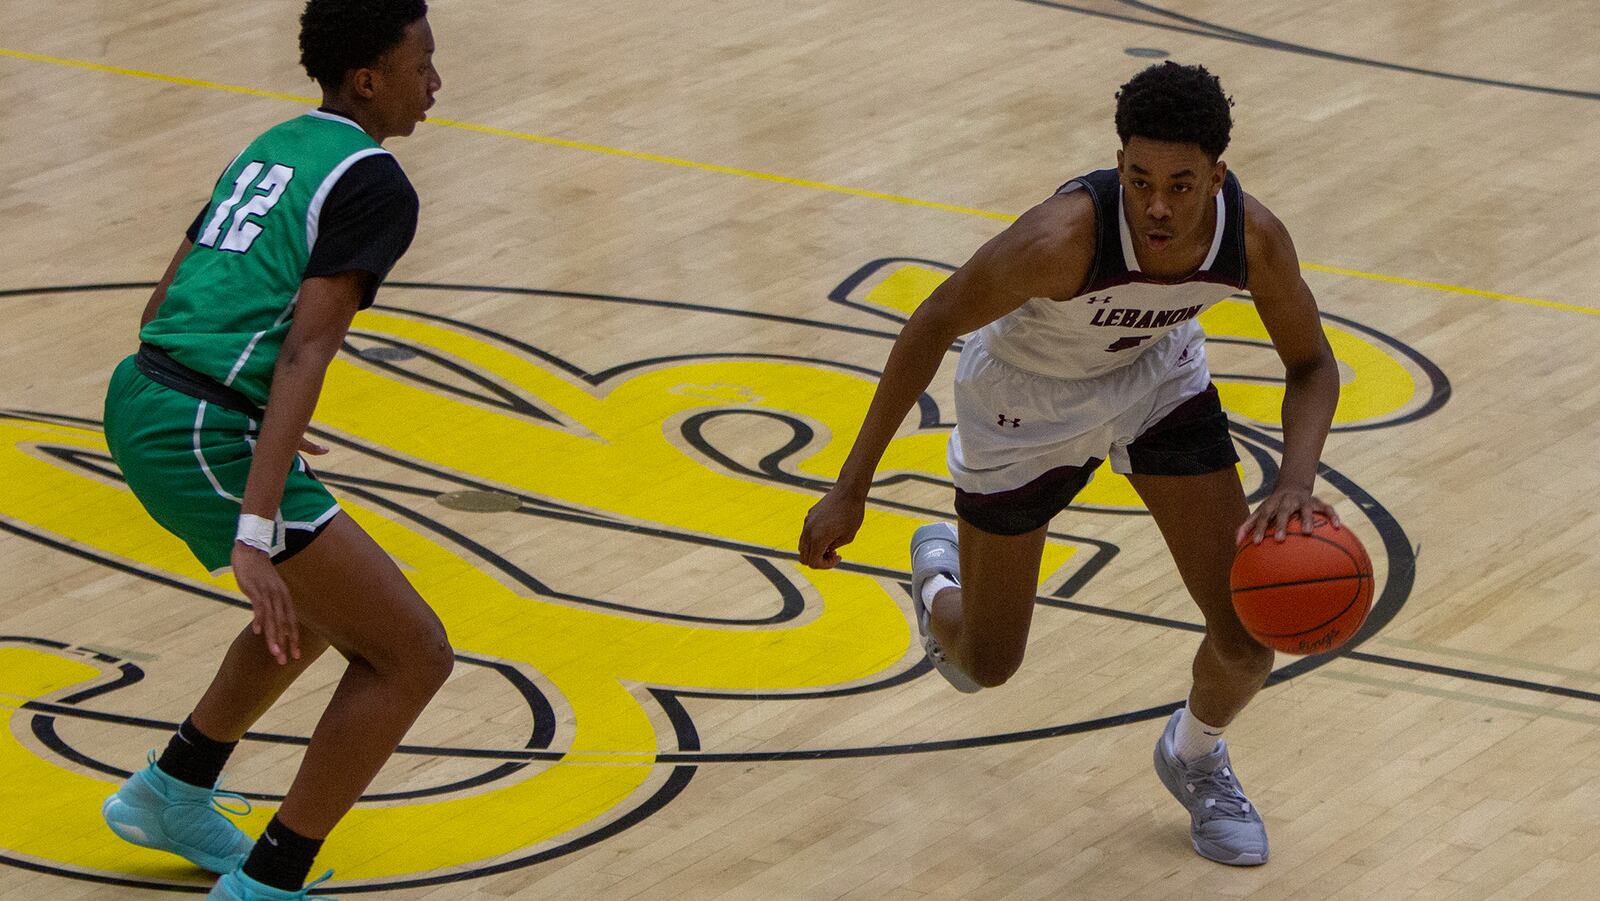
[208,868,336,900]
[1153,710,1269,865]
[102,751,254,873]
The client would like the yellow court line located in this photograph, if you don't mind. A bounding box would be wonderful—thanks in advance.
[3,46,1591,315]
[1300,262,1599,317]
[0,47,316,104]
[0,47,1009,222]
[426,117,1014,220]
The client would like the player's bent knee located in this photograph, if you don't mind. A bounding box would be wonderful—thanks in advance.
[411,628,454,695]
[361,614,453,696]
[967,646,1026,688]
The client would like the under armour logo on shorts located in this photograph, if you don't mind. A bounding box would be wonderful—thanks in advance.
[997,413,1021,428]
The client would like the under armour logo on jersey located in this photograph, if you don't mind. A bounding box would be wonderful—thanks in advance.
[997,414,1021,428]
[1086,294,1114,304]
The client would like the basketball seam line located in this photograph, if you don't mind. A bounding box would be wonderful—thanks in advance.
[1232,573,1373,592]
[1239,577,1372,638]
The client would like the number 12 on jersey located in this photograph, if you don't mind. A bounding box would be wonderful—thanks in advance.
[198,161,296,253]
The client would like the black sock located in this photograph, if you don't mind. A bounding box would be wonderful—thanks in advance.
[243,816,324,891]
[155,716,237,789]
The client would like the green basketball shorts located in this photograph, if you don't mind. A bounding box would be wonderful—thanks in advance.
[103,354,341,573]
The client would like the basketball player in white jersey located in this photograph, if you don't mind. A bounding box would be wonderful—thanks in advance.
[798,62,1341,865]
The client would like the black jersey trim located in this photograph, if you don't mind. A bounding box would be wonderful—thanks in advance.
[1055,168,1247,293]
[1056,169,1124,293]
[1078,270,1246,291]
[1214,172,1247,288]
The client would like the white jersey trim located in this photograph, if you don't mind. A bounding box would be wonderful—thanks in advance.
[192,400,242,503]
[284,503,342,532]
[221,290,299,389]
[305,147,392,252]
[305,109,370,134]
[1117,186,1227,274]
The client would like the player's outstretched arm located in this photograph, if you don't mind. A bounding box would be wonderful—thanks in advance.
[230,269,368,663]
[1238,194,1341,544]
[798,194,1094,568]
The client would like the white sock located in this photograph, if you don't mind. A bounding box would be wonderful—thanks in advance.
[921,574,957,608]
[1172,705,1225,763]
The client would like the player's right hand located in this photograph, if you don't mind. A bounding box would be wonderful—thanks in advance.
[230,543,301,665]
[799,488,865,569]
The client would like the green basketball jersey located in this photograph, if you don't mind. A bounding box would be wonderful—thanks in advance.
[141,111,393,407]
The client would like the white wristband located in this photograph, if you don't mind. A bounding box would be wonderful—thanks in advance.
[236,513,276,553]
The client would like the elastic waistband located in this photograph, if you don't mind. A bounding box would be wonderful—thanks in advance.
[134,343,265,420]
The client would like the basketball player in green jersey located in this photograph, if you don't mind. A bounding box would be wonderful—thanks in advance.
[800,63,1342,865]
[100,3,443,898]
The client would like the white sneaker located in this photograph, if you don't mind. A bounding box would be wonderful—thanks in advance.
[1153,710,1269,865]
[909,523,980,693]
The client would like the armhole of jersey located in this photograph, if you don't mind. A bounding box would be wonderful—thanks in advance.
[1228,174,1248,288]
[304,148,394,253]
[1057,178,1104,292]
[1216,172,1247,289]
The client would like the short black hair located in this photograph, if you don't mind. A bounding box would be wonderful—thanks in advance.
[1114,62,1233,160]
[299,0,428,88]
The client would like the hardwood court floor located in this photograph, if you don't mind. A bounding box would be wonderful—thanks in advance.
[3,1,1599,898]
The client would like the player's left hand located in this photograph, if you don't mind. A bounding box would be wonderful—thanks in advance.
[1237,485,1340,545]
[298,437,330,455]
[231,542,301,665]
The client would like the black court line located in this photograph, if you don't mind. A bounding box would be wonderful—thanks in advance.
[0,276,1437,891]
[24,640,1600,766]
[4,279,1424,708]
[1015,0,1600,102]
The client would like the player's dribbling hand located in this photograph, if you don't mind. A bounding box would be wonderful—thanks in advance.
[230,543,301,665]
[1237,486,1340,545]
[799,489,865,569]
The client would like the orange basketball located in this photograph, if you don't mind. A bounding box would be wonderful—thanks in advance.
[1230,514,1373,655]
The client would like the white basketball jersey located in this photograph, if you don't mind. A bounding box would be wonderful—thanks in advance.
[973,168,1248,381]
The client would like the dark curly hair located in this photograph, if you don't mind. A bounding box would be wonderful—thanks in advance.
[299,0,428,88]
[1114,62,1234,160]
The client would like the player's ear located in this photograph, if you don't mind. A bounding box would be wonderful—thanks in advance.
[1210,158,1227,195]
[350,66,378,100]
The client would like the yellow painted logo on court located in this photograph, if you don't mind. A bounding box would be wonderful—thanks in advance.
[0,262,1432,889]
